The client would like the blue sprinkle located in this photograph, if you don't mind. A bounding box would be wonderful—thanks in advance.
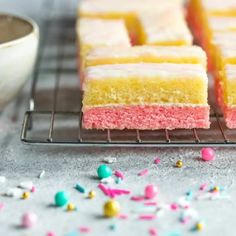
[115,177,122,184]
[186,190,193,200]
[109,224,116,231]
[75,183,86,193]
[166,230,182,236]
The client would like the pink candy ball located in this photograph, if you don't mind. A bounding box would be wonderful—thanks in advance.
[22,212,38,228]
[144,185,158,199]
[201,148,215,161]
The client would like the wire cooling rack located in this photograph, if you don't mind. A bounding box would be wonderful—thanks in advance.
[21,11,236,147]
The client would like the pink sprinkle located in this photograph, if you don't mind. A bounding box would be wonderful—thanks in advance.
[118,214,128,219]
[112,189,130,195]
[98,184,109,196]
[31,186,36,193]
[79,227,91,233]
[130,196,145,201]
[154,158,161,164]
[149,228,158,236]
[170,203,179,211]
[201,147,215,161]
[144,202,157,206]
[200,183,207,191]
[46,232,56,236]
[181,217,190,224]
[108,188,115,198]
[114,171,124,180]
[138,169,149,176]
[139,215,156,220]
[0,203,5,210]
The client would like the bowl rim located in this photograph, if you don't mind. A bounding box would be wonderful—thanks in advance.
[0,13,39,49]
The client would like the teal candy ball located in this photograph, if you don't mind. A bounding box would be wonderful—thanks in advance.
[54,191,69,207]
[97,165,112,179]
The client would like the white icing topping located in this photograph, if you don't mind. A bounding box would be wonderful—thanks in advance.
[87,45,206,59]
[79,0,184,14]
[209,17,236,31]
[85,63,207,81]
[139,9,192,44]
[201,0,236,11]
[77,18,130,46]
[219,45,236,58]
[213,32,236,46]
[225,64,236,80]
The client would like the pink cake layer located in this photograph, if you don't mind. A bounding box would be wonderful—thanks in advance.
[216,78,236,128]
[83,105,210,130]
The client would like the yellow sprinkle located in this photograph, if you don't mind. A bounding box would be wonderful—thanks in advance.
[196,222,203,231]
[175,160,183,168]
[213,186,220,192]
[22,192,30,199]
[67,203,76,211]
[88,191,96,199]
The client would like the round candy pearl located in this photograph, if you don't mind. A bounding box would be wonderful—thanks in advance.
[103,200,120,217]
[144,185,158,199]
[54,191,69,207]
[21,212,38,228]
[97,165,112,179]
[201,148,215,161]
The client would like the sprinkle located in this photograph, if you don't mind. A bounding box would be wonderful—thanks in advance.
[31,186,36,193]
[98,184,109,196]
[144,202,158,206]
[130,196,145,201]
[167,230,182,236]
[103,157,117,164]
[0,176,6,183]
[118,214,128,219]
[138,169,149,176]
[112,189,130,195]
[0,203,5,210]
[145,185,158,199]
[199,183,207,191]
[21,212,38,228]
[79,227,91,233]
[88,191,96,199]
[46,232,56,236]
[175,160,183,168]
[39,170,45,178]
[170,203,179,211]
[149,228,158,236]
[100,176,114,184]
[109,224,116,231]
[201,147,215,161]
[19,181,34,190]
[195,222,204,231]
[114,170,124,180]
[5,188,22,198]
[75,183,86,193]
[115,177,122,184]
[67,203,76,211]
[22,192,30,199]
[139,215,156,220]
[154,158,161,164]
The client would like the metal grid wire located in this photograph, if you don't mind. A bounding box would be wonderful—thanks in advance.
[21,5,236,147]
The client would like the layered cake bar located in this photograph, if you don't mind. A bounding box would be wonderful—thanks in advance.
[85,46,207,68]
[82,63,210,130]
[138,9,193,46]
[217,65,236,128]
[76,18,130,83]
[78,0,183,44]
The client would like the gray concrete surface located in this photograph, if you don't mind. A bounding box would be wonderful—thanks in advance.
[1,1,236,235]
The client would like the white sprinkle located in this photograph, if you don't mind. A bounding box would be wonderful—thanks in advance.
[19,181,34,190]
[103,157,117,164]
[0,176,6,183]
[100,176,114,184]
[5,188,22,198]
[38,170,45,179]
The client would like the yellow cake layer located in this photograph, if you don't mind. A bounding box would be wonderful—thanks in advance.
[85,46,207,68]
[138,9,193,46]
[222,64,236,105]
[83,63,208,107]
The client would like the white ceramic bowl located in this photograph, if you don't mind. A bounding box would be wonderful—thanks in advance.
[0,13,39,109]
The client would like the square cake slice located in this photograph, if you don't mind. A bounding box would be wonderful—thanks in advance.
[82,63,210,130]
